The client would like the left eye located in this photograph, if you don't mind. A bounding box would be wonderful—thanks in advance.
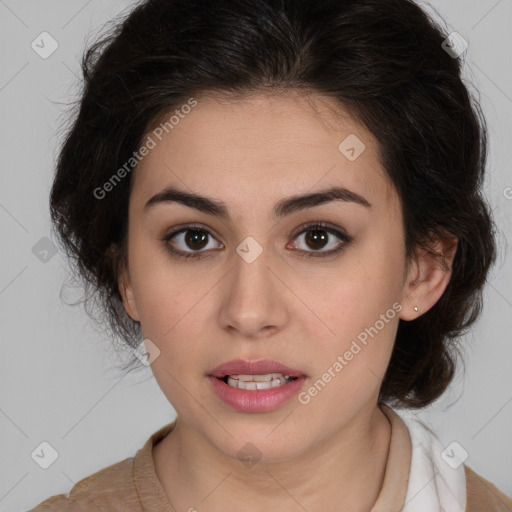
[288,223,351,257]
[162,222,352,260]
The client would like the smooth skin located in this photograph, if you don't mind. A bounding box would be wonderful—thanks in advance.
[118,90,458,511]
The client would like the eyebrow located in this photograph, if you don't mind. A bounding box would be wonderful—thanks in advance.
[144,185,372,219]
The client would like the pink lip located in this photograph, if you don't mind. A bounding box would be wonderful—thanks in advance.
[208,359,308,412]
[209,359,306,379]
[208,375,307,412]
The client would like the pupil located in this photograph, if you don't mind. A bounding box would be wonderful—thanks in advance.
[306,229,327,250]
[186,229,208,250]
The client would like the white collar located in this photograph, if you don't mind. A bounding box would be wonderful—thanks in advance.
[393,408,467,512]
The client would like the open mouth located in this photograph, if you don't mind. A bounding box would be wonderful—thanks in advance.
[208,363,307,412]
[220,373,299,391]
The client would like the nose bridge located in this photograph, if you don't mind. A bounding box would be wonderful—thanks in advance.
[231,238,275,308]
[218,237,287,336]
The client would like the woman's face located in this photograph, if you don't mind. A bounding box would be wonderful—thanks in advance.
[119,91,417,463]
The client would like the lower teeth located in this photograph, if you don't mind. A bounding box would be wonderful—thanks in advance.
[223,376,297,390]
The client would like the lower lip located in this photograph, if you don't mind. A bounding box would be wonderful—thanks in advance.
[208,376,307,412]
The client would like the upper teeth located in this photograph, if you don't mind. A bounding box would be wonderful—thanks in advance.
[225,373,295,390]
[229,373,291,381]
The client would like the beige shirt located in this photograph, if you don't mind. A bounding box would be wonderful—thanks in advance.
[29,405,512,511]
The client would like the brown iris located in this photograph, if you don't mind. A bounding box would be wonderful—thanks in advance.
[185,229,209,250]
[304,229,328,251]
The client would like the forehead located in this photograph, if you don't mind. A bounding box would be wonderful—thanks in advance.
[132,91,396,216]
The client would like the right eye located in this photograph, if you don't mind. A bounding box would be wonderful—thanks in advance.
[162,224,224,260]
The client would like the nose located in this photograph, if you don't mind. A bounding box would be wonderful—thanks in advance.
[217,244,289,340]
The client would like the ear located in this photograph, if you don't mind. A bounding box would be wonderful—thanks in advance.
[111,245,141,323]
[399,231,458,321]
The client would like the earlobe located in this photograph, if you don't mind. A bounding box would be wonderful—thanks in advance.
[399,234,458,321]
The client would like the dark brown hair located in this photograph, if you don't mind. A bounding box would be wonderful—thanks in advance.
[50,0,497,408]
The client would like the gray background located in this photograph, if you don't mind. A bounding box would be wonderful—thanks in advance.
[0,1,511,510]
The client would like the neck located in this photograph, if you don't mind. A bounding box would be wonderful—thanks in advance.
[153,403,392,512]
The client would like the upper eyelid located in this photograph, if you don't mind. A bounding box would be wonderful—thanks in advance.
[163,223,222,242]
[290,221,348,238]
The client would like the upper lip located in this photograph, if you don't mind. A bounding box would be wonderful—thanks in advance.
[209,359,307,378]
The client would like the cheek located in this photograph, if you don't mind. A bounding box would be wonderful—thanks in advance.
[302,305,398,415]
[304,241,403,382]
[134,278,203,345]
[311,252,402,338]
[127,244,216,367]
[127,231,192,331]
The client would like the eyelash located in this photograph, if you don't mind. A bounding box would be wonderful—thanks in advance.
[161,222,353,261]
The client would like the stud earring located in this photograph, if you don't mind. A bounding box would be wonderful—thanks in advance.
[414,306,419,312]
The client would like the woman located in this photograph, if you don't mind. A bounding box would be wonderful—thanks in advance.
[30,0,511,510]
